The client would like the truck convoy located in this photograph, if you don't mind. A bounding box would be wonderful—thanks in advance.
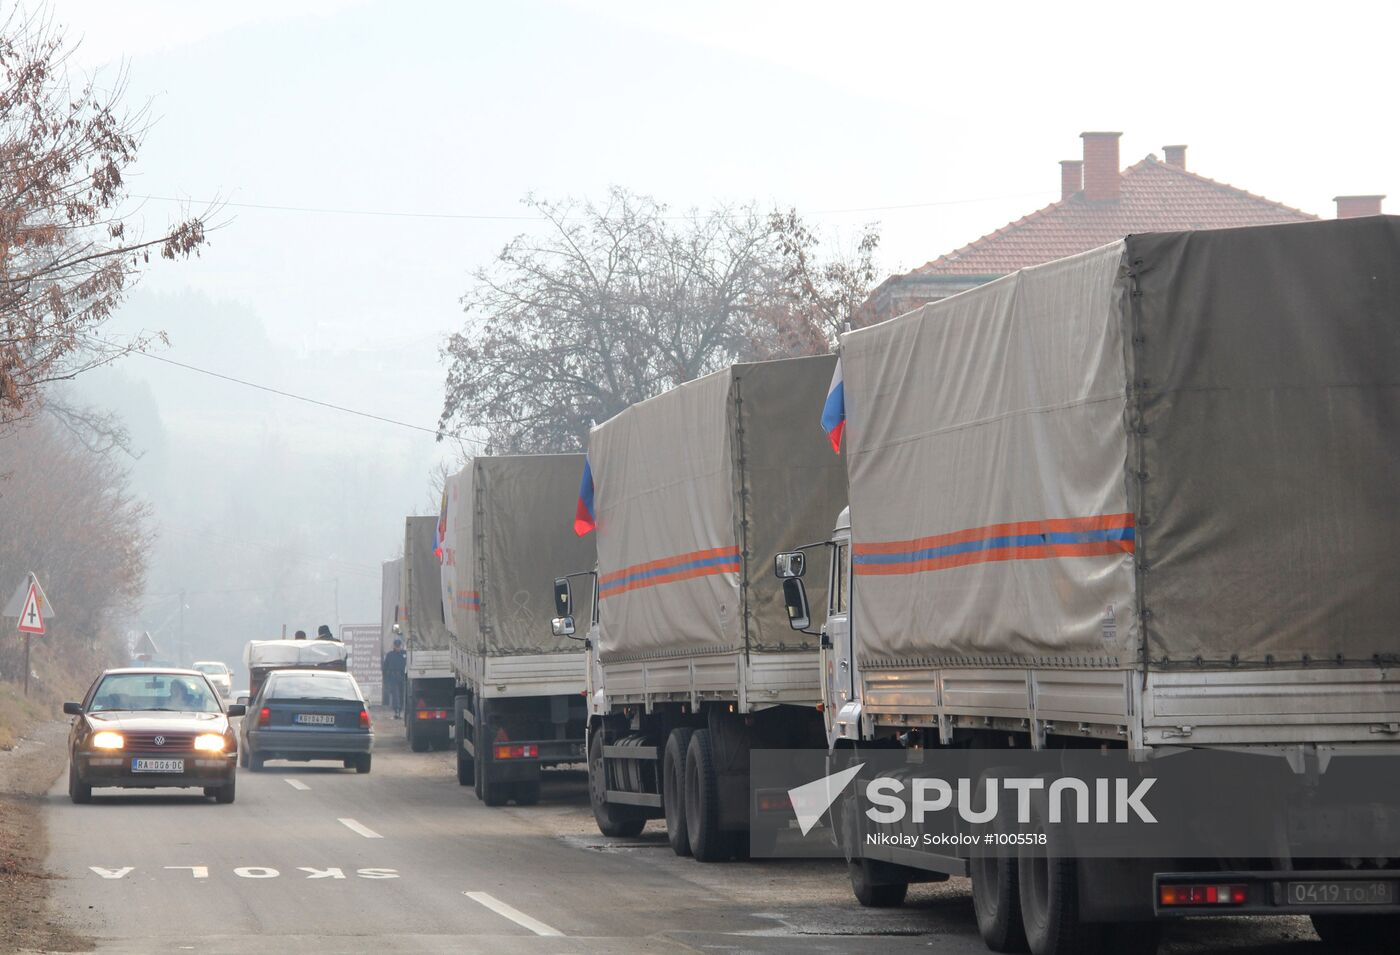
[553,355,848,859]
[776,217,1400,954]
[440,454,597,805]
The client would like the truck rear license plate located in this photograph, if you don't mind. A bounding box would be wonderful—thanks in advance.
[295,714,336,725]
[1286,881,1396,906]
[131,758,184,773]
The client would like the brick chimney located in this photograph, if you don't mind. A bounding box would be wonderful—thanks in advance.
[1080,131,1122,200]
[1334,195,1385,219]
[1163,144,1187,170]
[1059,159,1083,200]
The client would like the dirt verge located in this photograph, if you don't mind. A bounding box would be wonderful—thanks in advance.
[0,719,92,953]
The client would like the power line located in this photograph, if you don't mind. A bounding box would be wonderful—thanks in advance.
[134,191,1049,223]
[118,347,487,449]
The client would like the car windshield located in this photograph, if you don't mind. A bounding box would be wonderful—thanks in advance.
[89,673,222,713]
[193,663,227,675]
[266,674,359,701]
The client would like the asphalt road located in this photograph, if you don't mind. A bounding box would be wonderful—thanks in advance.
[41,715,1326,954]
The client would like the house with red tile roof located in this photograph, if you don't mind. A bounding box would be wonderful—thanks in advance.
[866,132,1384,323]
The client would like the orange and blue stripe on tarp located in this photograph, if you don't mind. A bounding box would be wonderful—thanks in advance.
[598,546,742,599]
[854,514,1135,576]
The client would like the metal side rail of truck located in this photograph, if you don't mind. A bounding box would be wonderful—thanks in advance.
[553,355,848,860]
[440,455,593,806]
[775,218,1400,955]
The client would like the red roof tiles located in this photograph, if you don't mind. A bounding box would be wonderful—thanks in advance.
[912,155,1316,278]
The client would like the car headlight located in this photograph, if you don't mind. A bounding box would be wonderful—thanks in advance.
[91,731,124,750]
[194,734,227,752]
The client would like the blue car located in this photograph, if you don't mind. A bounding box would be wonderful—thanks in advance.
[239,669,373,773]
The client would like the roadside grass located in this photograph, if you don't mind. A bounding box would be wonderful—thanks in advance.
[0,683,49,751]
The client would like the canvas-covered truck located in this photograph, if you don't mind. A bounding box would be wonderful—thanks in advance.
[441,454,596,806]
[240,639,348,704]
[553,355,848,860]
[399,516,456,752]
[776,217,1400,954]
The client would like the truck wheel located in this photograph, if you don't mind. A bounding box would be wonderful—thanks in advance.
[848,859,909,907]
[684,729,730,862]
[972,849,1029,951]
[588,727,645,837]
[431,725,451,751]
[1312,914,1400,951]
[971,766,1029,952]
[662,727,695,856]
[1018,792,1100,955]
[68,762,92,804]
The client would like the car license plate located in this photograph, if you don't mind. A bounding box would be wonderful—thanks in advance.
[1286,880,1397,906]
[131,758,184,773]
[295,714,336,725]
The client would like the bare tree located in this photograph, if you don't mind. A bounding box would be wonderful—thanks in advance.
[441,190,878,453]
[769,210,881,348]
[0,13,208,423]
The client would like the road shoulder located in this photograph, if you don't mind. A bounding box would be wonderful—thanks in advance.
[0,719,92,953]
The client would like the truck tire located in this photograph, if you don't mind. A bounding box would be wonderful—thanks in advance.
[971,766,1029,952]
[662,727,695,856]
[475,727,507,806]
[588,727,645,837]
[1311,914,1400,951]
[848,859,909,907]
[1018,788,1100,955]
[430,725,451,751]
[684,729,730,862]
[972,848,1029,951]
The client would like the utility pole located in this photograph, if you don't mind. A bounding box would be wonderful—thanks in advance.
[179,589,186,667]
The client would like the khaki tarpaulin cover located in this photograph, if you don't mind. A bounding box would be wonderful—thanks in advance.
[841,217,1400,671]
[445,455,597,657]
[402,516,452,651]
[842,243,1136,668]
[589,355,848,663]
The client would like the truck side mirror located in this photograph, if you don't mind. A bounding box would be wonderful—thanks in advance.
[774,552,806,579]
[552,615,577,638]
[782,578,811,631]
[554,577,573,616]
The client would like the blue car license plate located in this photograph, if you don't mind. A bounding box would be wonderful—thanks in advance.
[131,757,184,773]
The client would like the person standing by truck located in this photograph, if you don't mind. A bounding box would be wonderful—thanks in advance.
[381,638,406,719]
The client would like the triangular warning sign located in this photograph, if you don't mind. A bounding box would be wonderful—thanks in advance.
[17,582,45,635]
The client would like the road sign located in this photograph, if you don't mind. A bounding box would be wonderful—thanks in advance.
[17,580,45,634]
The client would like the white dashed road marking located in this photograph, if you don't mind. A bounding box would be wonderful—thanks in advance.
[463,891,564,937]
[338,817,382,839]
[284,778,310,791]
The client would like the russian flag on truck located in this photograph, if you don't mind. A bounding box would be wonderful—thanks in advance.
[820,358,845,453]
[573,456,596,536]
